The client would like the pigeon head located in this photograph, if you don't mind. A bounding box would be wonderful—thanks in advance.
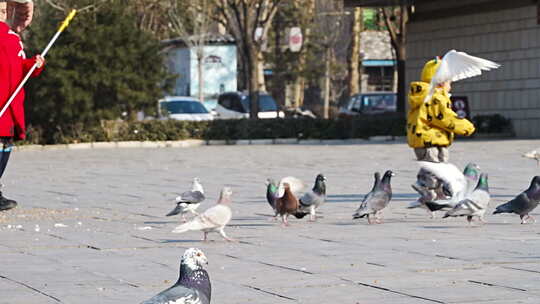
[463,163,481,180]
[313,174,327,195]
[181,248,208,270]
[382,170,395,179]
[475,173,489,192]
[192,177,204,193]
[528,176,540,198]
[217,187,233,204]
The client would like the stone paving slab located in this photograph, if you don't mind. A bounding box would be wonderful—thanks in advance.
[0,139,539,303]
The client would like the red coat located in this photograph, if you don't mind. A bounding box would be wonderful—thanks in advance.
[0,21,43,140]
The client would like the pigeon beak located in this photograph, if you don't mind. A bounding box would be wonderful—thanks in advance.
[391,173,396,177]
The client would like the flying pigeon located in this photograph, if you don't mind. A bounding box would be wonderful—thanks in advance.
[172,187,235,242]
[166,178,205,222]
[424,163,482,212]
[353,170,395,224]
[140,248,211,304]
[424,50,500,103]
[443,173,490,225]
[295,174,327,221]
[493,176,540,224]
[274,183,300,226]
[523,150,540,166]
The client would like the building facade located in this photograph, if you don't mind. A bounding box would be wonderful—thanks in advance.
[162,35,237,100]
[346,0,540,137]
[407,0,540,137]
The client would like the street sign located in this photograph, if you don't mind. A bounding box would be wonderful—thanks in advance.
[451,96,470,119]
[288,27,303,52]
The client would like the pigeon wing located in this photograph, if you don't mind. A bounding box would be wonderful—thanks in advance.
[200,204,232,228]
[140,285,203,304]
[176,191,205,204]
[424,50,500,103]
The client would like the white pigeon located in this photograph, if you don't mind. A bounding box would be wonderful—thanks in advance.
[276,176,305,198]
[421,163,482,212]
[424,50,500,103]
[443,173,490,225]
[408,161,467,212]
[166,177,205,221]
[172,187,235,242]
[523,149,540,166]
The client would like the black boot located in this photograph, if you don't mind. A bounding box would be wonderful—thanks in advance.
[0,192,17,211]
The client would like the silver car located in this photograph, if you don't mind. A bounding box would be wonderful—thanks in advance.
[158,96,214,121]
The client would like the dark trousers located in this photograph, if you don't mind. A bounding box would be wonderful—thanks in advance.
[0,138,13,179]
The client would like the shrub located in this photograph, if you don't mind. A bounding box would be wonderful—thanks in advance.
[472,114,513,134]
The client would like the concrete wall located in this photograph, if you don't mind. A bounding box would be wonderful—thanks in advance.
[407,4,540,137]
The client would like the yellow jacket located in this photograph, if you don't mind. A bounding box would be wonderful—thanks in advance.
[407,82,475,148]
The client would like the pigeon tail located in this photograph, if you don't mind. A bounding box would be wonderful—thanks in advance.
[166,205,183,217]
[293,211,308,219]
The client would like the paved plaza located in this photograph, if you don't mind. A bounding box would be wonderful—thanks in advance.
[0,139,539,304]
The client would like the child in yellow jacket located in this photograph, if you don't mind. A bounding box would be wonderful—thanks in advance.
[406,58,475,163]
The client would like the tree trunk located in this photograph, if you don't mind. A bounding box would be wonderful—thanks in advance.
[395,44,406,113]
[197,48,205,103]
[348,7,362,97]
[323,47,331,119]
[256,50,266,92]
[247,46,260,119]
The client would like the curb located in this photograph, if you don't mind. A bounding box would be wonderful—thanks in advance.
[14,137,406,151]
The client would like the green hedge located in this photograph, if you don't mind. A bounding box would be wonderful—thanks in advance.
[23,113,406,145]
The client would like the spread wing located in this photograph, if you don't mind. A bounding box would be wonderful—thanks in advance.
[424,50,500,103]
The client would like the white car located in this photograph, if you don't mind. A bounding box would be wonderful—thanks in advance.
[215,92,284,119]
[158,96,214,121]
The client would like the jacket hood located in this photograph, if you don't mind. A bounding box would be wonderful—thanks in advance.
[408,81,429,110]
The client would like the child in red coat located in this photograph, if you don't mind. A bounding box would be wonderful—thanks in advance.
[0,2,44,210]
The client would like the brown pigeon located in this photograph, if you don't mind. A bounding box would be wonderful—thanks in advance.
[274,183,299,226]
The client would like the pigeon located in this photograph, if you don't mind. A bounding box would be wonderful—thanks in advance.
[424,163,482,212]
[166,178,205,222]
[276,176,305,198]
[296,174,327,221]
[353,170,395,224]
[443,173,490,225]
[140,248,211,304]
[523,149,540,166]
[172,187,235,242]
[265,178,278,211]
[274,183,300,226]
[493,176,540,224]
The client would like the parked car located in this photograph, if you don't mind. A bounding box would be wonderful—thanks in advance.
[215,91,285,119]
[158,96,214,121]
[339,92,397,117]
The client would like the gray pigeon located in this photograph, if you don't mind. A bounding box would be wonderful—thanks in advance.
[493,176,540,224]
[167,177,205,222]
[443,173,490,225]
[353,170,394,224]
[297,174,327,221]
[172,187,235,242]
[140,248,211,304]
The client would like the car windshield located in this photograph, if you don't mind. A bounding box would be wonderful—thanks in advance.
[161,100,209,114]
[361,94,396,111]
[240,95,278,112]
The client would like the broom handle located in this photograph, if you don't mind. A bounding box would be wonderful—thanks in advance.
[0,10,77,119]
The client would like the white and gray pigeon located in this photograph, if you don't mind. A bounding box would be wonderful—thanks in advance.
[443,173,490,225]
[140,248,211,304]
[167,178,205,222]
[353,170,394,224]
[172,187,235,242]
[424,163,482,212]
[297,174,327,221]
[493,176,540,224]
